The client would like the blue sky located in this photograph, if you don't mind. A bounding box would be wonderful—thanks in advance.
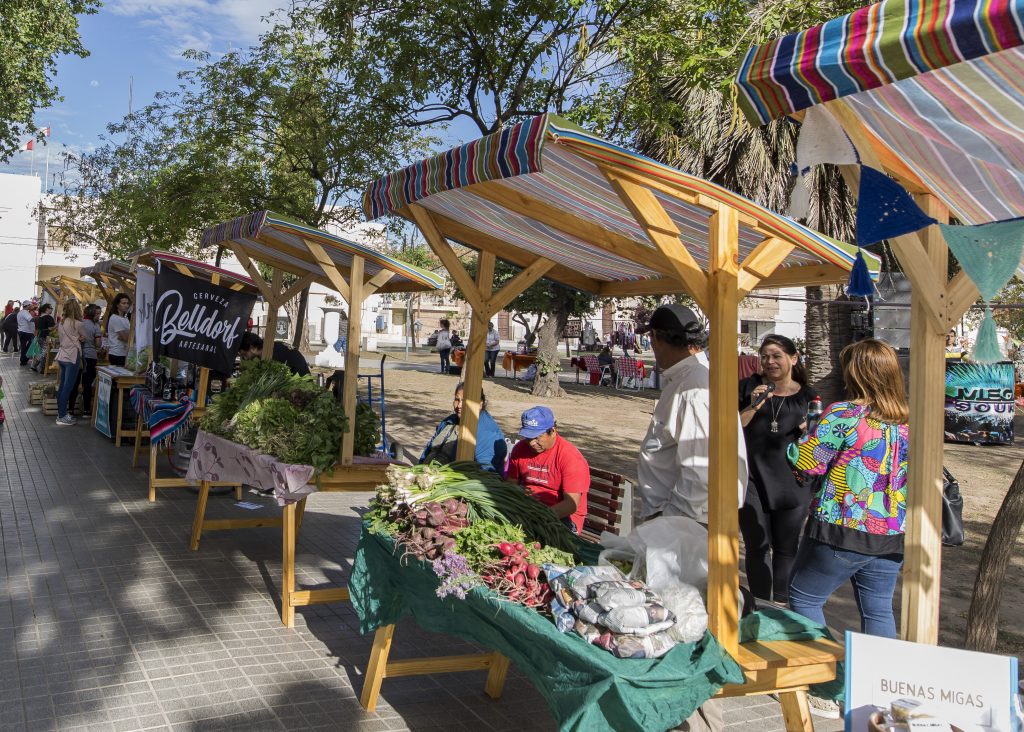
[1,0,288,186]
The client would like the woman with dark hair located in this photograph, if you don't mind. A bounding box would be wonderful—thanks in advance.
[104,293,132,366]
[35,303,55,342]
[435,318,452,375]
[738,334,816,603]
[71,304,103,416]
[419,382,507,472]
[788,338,909,638]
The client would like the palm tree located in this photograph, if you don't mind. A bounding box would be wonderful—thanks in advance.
[633,84,857,401]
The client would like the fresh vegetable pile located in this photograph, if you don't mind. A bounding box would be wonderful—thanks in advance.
[200,359,379,472]
[369,463,582,612]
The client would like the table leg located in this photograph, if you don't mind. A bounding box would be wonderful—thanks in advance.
[148,442,158,502]
[282,502,296,628]
[295,496,307,532]
[778,690,813,732]
[359,625,395,711]
[115,388,124,447]
[189,481,211,551]
[234,484,242,501]
[484,652,510,699]
[132,419,144,468]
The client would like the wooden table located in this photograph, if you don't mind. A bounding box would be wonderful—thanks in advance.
[189,457,392,627]
[91,369,145,445]
[501,352,537,380]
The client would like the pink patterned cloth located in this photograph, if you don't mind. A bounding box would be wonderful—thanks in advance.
[186,430,316,506]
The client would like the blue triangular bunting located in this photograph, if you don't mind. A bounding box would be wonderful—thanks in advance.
[856,166,937,246]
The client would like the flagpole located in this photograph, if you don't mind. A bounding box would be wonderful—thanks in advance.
[30,144,35,176]
[44,142,50,191]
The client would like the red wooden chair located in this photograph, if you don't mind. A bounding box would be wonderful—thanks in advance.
[582,355,611,386]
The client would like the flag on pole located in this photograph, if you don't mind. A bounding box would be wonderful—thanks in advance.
[21,140,33,152]
[39,127,50,137]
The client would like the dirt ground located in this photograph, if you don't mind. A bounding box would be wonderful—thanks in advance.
[369,349,1024,672]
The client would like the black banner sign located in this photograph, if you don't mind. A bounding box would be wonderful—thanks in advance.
[153,267,256,373]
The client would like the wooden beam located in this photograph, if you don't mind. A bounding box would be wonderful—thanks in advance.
[228,244,276,302]
[262,268,282,359]
[706,206,741,658]
[469,181,677,278]
[486,257,555,316]
[303,238,352,302]
[408,204,486,314]
[601,167,710,310]
[456,251,495,462]
[341,255,364,465]
[945,270,979,328]
[737,237,797,295]
[279,273,316,305]
[428,210,602,294]
[599,278,688,297]
[900,194,950,646]
[364,269,396,295]
[753,263,852,289]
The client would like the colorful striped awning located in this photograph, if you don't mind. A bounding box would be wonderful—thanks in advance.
[200,211,444,293]
[363,114,878,293]
[733,0,1024,225]
[128,250,262,294]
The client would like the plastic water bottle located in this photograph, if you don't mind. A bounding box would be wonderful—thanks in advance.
[806,396,823,435]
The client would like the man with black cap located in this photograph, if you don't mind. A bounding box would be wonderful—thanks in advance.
[635,303,747,524]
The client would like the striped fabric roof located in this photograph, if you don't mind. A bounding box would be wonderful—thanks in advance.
[128,250,261,294]
[733,0,1024,225]
[80,259,135,281]
[364,114,877,290]
[200,211,444,293]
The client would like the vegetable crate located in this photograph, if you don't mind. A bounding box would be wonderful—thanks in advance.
[29,382,54,405]
[42,398,58,416]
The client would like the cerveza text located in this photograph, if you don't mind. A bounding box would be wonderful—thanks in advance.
[154,290,243,349]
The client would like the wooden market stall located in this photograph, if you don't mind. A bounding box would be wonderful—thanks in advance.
[35,275,108,374]
[121,249,262,501]
[190,211,444,626]
[79,259,137,304]
[358,113,881,724]
[731,0,1024,647]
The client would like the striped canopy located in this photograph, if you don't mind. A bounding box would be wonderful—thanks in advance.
[80,259,135,282]
[128,250,261,294]
[734,0,1024,225]
[363,114,878,296]
[200,211,444,294]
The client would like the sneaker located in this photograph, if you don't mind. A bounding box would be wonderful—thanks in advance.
[55,415,76,426]
[807,695,841,720]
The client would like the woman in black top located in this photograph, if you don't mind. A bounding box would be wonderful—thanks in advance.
[36,303,55,341]
[738,334,815,603]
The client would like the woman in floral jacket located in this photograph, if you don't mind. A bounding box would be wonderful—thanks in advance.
[787,338,909,638]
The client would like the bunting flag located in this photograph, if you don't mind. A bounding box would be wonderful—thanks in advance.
[939,218,1024,362]
[855,166,937,246]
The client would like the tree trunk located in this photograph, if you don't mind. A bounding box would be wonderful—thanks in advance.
[531,309,568,398]
[965,458,1024,652]
[289,285,311,353]
[804,284,850,403]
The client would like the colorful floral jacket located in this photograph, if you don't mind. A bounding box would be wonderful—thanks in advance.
[788,402,909,537]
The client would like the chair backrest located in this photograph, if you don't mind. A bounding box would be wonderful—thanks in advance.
[582,467,633,542]
[582,354,601,373]
[619,357,640,378]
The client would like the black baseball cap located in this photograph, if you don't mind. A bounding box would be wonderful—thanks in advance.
[636,304,701,335]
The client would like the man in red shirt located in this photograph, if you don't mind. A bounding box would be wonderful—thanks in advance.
[506,406,590,533]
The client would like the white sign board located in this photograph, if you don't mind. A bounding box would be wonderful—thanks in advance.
[846,631,1019,731]
[134,269,156,351]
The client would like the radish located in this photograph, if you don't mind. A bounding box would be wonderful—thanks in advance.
[526,564,540,580]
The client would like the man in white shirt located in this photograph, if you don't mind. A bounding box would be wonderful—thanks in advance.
[636,304,748,524]
[17,300,36,366]
[484,321,501,377]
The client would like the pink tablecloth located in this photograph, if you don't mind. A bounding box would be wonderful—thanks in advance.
[186,430,316,506]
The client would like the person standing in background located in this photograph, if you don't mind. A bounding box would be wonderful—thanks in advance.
[435,318,452,375]
[55,300,84,426]
[484,321,500,377]
[737,335,815,604]
[104,293,132,367]
[18,300,37,366]
[1,305,19,353]
[71,304,103,417]
[4,300,13,318]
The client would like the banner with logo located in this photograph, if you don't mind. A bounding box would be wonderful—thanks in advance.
[134,269,156,351]
[153,267,256,373]
[944,361,1015,445]
[94,369,114,438]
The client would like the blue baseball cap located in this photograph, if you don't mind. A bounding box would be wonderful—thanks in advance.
[519,406,555,438]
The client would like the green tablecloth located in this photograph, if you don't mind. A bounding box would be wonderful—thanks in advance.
[350,526,744,732]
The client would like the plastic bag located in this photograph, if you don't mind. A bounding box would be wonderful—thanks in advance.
[659,583,708,643]
[635,516,709,594]
[26,338,42,358]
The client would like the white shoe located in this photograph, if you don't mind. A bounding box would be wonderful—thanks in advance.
[807,695,841,719]
[55,415,76,426]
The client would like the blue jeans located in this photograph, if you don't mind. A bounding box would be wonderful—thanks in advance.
[57,360,81,418]
[788,537,903,638]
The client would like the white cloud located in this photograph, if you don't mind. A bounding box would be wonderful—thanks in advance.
[90,80,100,87]
[108,0,287,54]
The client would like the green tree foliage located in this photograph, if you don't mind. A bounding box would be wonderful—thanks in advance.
[0,0,98,161]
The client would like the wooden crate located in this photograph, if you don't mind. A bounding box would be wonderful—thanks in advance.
[42,398,58,416]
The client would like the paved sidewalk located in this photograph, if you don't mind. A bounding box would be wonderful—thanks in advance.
[0,354,840,731]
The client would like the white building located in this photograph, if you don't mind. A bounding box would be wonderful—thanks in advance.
[0,173,44,305]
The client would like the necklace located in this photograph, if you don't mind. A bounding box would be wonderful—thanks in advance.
[768,395,787,433]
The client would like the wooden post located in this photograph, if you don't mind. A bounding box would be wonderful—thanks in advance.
[282,501,297,628]
[360,624,396,711]
[706,206,741,657]
[189,481,211,551]
[262,268,282,359]
[900,195,950,644]
[455,251,494,462]
[341,256,364,465]
[195,367,210,409]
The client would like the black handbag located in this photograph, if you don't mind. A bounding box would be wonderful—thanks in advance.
[941,467,965,547]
